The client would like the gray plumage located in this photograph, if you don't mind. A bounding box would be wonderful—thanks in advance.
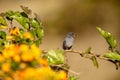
[63,32,75,50]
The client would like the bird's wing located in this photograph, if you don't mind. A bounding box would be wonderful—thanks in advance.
[63,40,67,50]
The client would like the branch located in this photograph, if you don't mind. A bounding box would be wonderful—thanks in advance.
[65,49,119,70]
[65,49,109,60]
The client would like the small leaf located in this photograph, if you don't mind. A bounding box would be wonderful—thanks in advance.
[31,18,40,28]
[34,13,41,22]
[19,28,25,34]
[85,47,91,54]
[6,11,30,29]
[0,40,5,52]
[11,62,19,71]
[0,16,7,26]
[36,28,44,40]
[47,50,65,65]
[35,39,41,46]
[91,56,99,68]
[20,12,28,18]
[30,29,36,38]
[96,27,117,50]
[69,75,79,80]
[104,53,120,61]
[0,30,6,39]
[20,5,32,14]
[6,10,14,21]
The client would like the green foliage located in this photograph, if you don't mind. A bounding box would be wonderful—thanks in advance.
[91,56,99,68]
[0,30,6,39]
[104,53,120,61]
[31,18,40,28]
[97,27,120,69]
[0,40,5,52]
[69,75,78,80]
[97,27,117,50]
[0,16,7,26]
[47,50,65,65]
[85,47,91,54]
[6,10,30,29]
[0,6,44,46]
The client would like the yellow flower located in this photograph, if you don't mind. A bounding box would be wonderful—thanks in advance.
[13,55,21,62]
[18,67,36,80]
[20,44,29,52]
[10,27,20,35]
[31,44,42,59]
[19,63,27,69]
[0,54,5,62]
[5,77,13,80]
[39,59,48,67]
[6,35,13,40]
[58,71,67,80]
[0,71,4,76]
[0,25,8,29]
[1,63,11,72]
[21,52,34,62]
[3,50,14,58]
[24,32,33,40]
[2,44,19,58]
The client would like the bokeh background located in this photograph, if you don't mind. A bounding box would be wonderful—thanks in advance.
[0,0,120,80]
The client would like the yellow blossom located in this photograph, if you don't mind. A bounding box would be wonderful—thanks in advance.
[58,71,67,80]
[18,67,36,80]
[21,52,34,62]
[13,55,21,62]
[39,58,48,67]
[24,32,33,40]
[20,44,29,52]
[0,54,5,62]
[1,63,11,72]
[10,27,20,35]
[31,44,42,59]
[0,25,8,29]
[6,35,13,40]
[5,77,13,80]
[19,63,27,69]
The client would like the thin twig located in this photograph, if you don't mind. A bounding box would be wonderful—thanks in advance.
[50,64,79,75]
[65,49,119,70]
[65,49,109,61]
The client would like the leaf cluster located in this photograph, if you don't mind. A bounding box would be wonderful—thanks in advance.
[0,6,44,52]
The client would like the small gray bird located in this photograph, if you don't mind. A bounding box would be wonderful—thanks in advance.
[63,32,75,50]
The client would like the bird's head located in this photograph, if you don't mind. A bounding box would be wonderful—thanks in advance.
[67,32,75,38]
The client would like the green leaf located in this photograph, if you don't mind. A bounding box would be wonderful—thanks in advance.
[47,50,65,65]
[0,30,6,39]
[20,12,28,18]
[30,29,36,38]
[6,10,14,20]
[11,62,19,71]
[96,27,117,50]
[6,11,30,29]
[20,5,32,14]
[35,39,41,46]
[85,47,91,54]
[69,75,79,80]
[36,28,44,40]
[19,28,25,34]
[0,16,7,26]
[31,18,40,28]
[0,40,5,52]
[104,53,120,61]
[91,56,99,68]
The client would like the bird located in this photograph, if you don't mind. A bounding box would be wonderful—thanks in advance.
[63,32,75,50]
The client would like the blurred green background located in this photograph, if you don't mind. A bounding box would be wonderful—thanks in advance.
[0,0,120,80]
